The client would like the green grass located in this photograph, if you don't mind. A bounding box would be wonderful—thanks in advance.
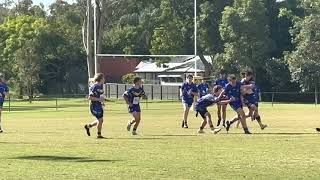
[0,99,320,180]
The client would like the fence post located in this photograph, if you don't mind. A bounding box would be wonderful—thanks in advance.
[116,84,119,99]
[56,98,58,111]
[8,95,11,112]
[160,86,163,100]
[271,93,274,107]
[151,85,154,100]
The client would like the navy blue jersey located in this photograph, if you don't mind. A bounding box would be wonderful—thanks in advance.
[215,78,229,88]
[181,82,198,101]
[225,81,242,101]
[0,82,9,99]
[255,85,261,101]
[195,94,219,109]
[124,86,145,106]
[197,83,209,97]
[241,78,256,95]
[89,83,104,108]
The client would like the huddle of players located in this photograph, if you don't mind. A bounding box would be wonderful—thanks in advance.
[181,69,267,134]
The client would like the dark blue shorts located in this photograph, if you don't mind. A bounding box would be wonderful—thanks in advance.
[244,94,259,108]
[129,105,141,113]
[90,105,103,119]
[182,99,193,108]
[196,107,208,119]
[230,100,243,111]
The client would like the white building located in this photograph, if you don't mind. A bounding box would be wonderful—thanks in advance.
[134,56,212,86]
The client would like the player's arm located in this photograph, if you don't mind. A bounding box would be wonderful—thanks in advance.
[217,96,235,105]
[88,95,104,102]
[141,91,148,99]
[122,91,133,106]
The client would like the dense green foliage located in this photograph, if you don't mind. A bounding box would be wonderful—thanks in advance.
[0,0,319,95]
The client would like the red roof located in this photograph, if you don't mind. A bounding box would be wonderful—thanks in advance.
[100,57,140,82]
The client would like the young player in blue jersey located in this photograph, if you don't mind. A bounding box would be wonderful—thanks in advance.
[240,71,267,130]
[123,77,147,135]
[0,73,9,133]
[180,74,198,128]
[215,69,229,127]
[223,74,253,134]
[195,85,234,134]
[197,79,209,98]
[84,73,106,138]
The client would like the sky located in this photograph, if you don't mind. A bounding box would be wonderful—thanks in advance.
[33,0,75,7]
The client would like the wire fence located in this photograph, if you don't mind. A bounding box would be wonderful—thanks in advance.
[1,84,319,112]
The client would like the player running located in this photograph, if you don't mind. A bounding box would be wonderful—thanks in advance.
[195,85,234,134]
[123,77,147,135]
[84,73,106,139]
[222,74,252,134]
[180,74,198,128]
[215,69,229,127]
[241,71,267,130]
[0,73,9,133]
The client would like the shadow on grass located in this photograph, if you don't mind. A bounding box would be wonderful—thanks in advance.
[107,137,165,140]
[0,142,39,145]
[13,155,120,163]
[218,132,318,135]
[145,134,198,137]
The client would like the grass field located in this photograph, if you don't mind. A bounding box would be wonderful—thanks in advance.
[0,99,320,180]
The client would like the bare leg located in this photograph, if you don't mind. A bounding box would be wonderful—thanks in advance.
[222,104,227,126]
[236,108,250,134]
[97,118,103,135]
[132,112,141,132]
[217,105,222,126]
[183,105,190,123]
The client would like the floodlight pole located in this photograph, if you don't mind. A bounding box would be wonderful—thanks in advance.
[194,0,198,76]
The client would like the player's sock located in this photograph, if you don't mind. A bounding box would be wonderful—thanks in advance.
[210,125,214,131]
[198,127,205,133]
[226,121,231,132]
[316,128,320,132]
[183,121,189,128]
[97,132,105,138]
[217,117,222,126]
[243,128,251,134]
[132,128,138,135]
[181,120,185,128]
[84,124,91,136]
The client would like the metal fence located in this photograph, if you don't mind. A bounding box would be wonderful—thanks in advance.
[105,83,319,105]
[105,83,181,100]
[1,85,319,112]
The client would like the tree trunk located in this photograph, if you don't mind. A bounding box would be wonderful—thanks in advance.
[95,0,107,73]
[85,0,94,78]
[199,54,213,77]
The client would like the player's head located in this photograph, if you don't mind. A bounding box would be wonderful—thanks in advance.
[245,70,253,80]
[186,74,193,83]
[213,85,223,95]
[219,69,226,79]
[228,74,237,84]
[133,76,143,87]
[93,73,105,84]
[0,73,5,83]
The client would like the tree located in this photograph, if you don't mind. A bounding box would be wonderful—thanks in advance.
[219,0,274,81]
[0,15,49,99]
[285,0,320,91]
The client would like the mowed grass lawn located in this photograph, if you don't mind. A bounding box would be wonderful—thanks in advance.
[0,99,320,180]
